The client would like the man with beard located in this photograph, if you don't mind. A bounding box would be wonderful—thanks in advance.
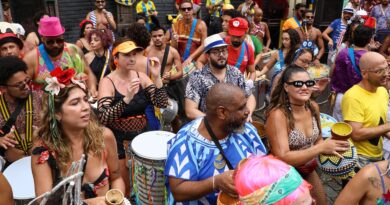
[165,83,266,204]
[0,57,42,167]
[171,0,207,66]
[341,52,390,168]
[322,7,354,66]
[282,3,306,31]
[295,10,325,65]
[185,34,256,121]
[226,17,256,81]
[23,17,98,98]
[0,33,23,58]
[146,26,183,99]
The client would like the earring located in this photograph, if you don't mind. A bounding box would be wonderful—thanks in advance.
[114,59,118,67]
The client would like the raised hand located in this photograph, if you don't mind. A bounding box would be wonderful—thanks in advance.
[124,78,140,104]
[0,126,18,150]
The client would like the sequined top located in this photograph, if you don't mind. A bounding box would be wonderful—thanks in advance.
[288,116,320,150]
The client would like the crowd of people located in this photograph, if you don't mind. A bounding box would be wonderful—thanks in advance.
[0,0,389,204]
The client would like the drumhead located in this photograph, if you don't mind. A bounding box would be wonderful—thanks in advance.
[320,113,337,138]
[3,156,35,199]
[131,131,175,160]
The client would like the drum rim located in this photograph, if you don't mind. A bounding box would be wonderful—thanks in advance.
[131,131,175,160]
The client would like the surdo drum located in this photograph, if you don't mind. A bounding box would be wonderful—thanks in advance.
[131,131,175,205]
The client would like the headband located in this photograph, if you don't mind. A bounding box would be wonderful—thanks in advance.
[239,167,303,205]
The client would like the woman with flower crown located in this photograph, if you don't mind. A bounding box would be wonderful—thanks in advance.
[31,68,126,204]
[97,39,169,196]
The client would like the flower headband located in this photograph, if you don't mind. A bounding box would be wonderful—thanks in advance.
[239,167,303,205]
[43,67,87,146]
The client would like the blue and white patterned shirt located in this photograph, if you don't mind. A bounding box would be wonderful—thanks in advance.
[185,64,252,113]
[165,117,267,205]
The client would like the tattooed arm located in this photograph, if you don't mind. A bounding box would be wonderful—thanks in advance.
[335,162,386,205]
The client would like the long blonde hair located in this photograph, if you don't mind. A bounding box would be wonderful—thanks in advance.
[36,84,104,170]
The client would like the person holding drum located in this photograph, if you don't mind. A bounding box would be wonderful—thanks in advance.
[98,39,169,197]
[185,34,256,122]
[31,68,126,204]
[256,29,301,86]
[0,57,42,167]
[265,65,350,205]
[166,83,267,204]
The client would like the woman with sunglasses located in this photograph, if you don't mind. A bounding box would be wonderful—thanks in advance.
[76,20,95,55]
[265,65,350,205]
[85,29,113,85]
[98,39,168,197]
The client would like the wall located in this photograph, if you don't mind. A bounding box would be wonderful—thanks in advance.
[58,0,116,42]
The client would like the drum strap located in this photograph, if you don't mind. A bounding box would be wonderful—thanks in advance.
[182,19,198,61]
[160,45,170,76]
[204,118,233,170]
[234,42,248,70]
[0,94,33,154]
[348,48,362,78]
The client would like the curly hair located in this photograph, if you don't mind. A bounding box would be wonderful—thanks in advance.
[266,65,320,132]
[36,84,104,171]
[0,56,27,85]
[87,28,113,50]
[126,22,151,49]
[281,29,301,66]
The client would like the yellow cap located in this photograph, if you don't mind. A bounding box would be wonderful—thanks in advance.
[112,41,142,56]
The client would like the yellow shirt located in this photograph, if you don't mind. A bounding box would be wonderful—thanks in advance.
[136,0,156,23]
[282,17,301,31]
[341,85,388,158]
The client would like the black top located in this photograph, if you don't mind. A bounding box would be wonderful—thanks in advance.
[90,53,110,83]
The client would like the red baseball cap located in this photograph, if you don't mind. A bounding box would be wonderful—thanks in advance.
[228,17,248,37]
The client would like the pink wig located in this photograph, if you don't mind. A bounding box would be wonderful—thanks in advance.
[234,155,312,205]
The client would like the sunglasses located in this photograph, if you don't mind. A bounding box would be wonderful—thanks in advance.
[7,78,32,90]
[305,16,314,19]
[286,80,316,88]
[180,7,192,12]
[96,0,105,3]
[46,38,65,46]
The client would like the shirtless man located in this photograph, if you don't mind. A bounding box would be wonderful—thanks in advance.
[335,160,390,205]
[295,10,325,65]
[146,26,183,83]
[86,0,116,30]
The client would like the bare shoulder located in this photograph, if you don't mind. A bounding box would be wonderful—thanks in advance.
[102,127,116,145]
[268,108,287,120]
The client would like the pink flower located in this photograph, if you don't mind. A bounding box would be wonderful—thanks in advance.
[44,77,65,95]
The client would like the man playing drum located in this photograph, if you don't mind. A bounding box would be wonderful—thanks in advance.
[165,83,267,204]
[185,34,256,122]
[146,26,183,102]
[171,0,207,66]
[0,57,42,167]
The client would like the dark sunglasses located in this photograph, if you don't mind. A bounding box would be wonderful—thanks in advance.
[286,80,316,88]
[305,16,314,19]
[96,0,105,3]
[180,7,192,12]
[46,38,65,45]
